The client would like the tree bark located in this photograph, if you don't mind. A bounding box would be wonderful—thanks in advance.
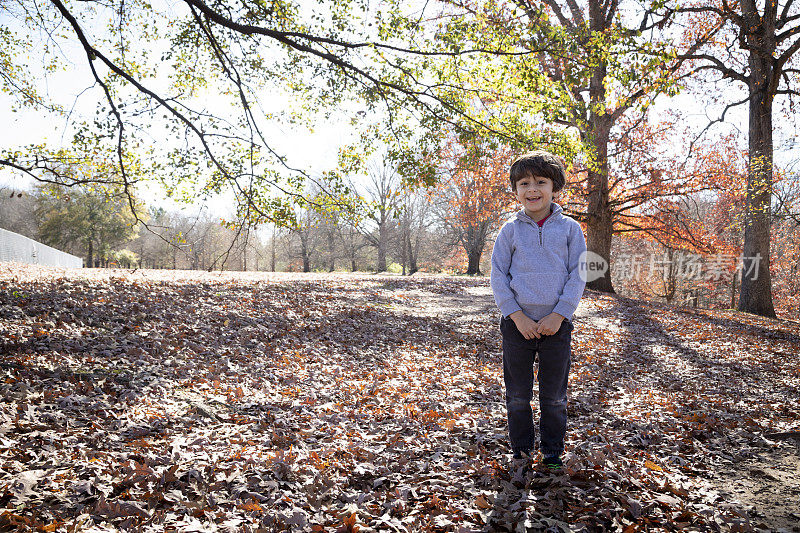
[583,3,615,293]
[407,233,418,275]
[300,232,311,273]
[86,238,94,269]
[270,227,277,272]
[376,222,388,272]
[583,119,615,293]
[738,11,777,318]
[466,247,482,275]
[464,224,484,275]
[238,228,248,272]
[401,226,407,276]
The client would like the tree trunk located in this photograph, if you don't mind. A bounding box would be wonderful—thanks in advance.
[584,3,615,293]
[270,228,277,272]
[583,132,614,292]
[241,229,248,271]
[466,247,482,275]
[408,233,418,275]
[377,222,388,272]
[300,233,311,273]
[376,241,386,272]
[662,248,677,303]
[401,224,408,275]
[86,239,94,268]
[738,27,776,318]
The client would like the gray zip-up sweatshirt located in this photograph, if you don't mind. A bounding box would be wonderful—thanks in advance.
[490,203,587,321]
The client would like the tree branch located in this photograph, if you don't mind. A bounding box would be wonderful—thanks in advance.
[680,53,748,83]
[182,0,541,58]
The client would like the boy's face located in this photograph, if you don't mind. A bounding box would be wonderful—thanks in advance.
[514,174,554,221]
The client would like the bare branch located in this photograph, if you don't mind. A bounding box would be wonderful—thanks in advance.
[680,53,748,83]
[541,0,576,28]
[779,0,797,26]
[683,94,751,163]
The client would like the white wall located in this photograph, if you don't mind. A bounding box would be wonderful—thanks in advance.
[0,228,83,268]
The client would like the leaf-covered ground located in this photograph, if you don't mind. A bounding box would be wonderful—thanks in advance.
[1,263,799,532]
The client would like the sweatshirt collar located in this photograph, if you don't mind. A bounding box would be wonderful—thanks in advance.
[515,202,563,225]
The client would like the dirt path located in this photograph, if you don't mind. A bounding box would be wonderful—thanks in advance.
[390,284,497,324]
[706,442,800,531]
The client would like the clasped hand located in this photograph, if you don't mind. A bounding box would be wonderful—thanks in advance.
[509,311,564,339]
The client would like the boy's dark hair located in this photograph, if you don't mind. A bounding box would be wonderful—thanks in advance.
[509,150,567,192]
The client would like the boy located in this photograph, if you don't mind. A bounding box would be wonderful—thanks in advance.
[490,150,586,469]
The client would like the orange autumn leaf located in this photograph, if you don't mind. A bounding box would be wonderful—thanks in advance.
[644,460,664,472]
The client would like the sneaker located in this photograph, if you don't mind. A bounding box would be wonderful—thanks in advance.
[541,455,563,470]
[512,448,532,460]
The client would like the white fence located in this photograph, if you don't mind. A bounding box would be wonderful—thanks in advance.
[0,228,83,268]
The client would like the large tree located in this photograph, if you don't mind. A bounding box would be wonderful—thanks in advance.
[396,188,432,275]
[357,160,403,272]
[432,135,515,275]
[664,0,800,318]
[407,0,719,291]
[35,183,143,266]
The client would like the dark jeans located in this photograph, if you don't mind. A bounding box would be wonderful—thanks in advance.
[500,316,573,457]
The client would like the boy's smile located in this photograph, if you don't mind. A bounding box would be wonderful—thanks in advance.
[515,174,554,222]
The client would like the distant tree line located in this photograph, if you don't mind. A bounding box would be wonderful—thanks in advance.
[1,142,798,317]
[0,156,511,275]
